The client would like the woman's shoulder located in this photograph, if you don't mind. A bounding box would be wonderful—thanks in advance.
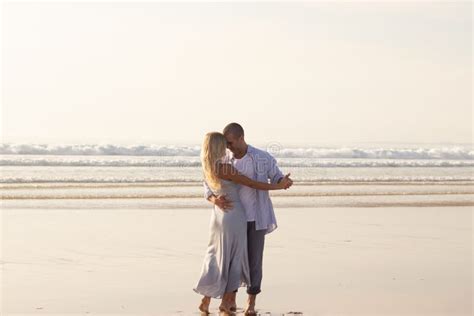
[216,163,239,185]
[216,162,234,175]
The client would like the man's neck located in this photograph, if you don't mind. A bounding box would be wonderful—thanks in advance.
[233,144,248,159]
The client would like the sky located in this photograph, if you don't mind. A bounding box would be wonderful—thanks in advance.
[1,0,472,146]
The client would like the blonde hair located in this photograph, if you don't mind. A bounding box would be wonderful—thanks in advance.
[201,132,227,191]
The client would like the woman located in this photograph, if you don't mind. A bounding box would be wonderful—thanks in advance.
[193,132,291,313]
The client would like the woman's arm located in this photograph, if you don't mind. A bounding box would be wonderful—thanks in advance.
[217,163,289,190]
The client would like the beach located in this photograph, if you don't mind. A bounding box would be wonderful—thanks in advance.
[1,206,472,315]
[2,0,472,314]
[1,144,472,315]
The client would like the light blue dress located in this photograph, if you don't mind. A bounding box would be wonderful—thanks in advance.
[193,179,251,299]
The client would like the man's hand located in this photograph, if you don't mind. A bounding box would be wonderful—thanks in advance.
[278,173,293,189]
[208,194,233,212]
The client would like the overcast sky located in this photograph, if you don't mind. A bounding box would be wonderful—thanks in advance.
[1,1,472,145]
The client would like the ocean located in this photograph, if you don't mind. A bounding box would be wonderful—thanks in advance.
[1,142,473,209]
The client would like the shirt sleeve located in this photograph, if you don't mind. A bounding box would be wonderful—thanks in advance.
[267,153,284,184]
[203,179,214,199]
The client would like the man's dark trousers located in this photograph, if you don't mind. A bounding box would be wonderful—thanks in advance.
[233,220,266,295]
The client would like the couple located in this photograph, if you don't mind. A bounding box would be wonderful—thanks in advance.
[193,123,293,314]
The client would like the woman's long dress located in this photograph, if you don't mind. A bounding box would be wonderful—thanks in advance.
[193,179,251,299]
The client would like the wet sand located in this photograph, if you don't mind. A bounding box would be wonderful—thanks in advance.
[1,206,472,315]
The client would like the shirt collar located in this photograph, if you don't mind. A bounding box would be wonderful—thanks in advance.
[229,144,254,163]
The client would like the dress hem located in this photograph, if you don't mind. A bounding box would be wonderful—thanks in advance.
[193,281,250,299]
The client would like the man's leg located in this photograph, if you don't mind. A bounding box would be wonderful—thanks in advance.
[246,221,265,313]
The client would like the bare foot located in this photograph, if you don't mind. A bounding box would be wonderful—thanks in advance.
[244,294,257,315]
[218,303,234,314]
[229,292,237,312]
[244,304,256,316]
[219,298,235,314]
[199,296,210,314]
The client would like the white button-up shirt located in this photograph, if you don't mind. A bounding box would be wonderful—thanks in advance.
[203,144,284,234]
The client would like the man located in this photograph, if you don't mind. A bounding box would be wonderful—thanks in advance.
[203,122,293,315]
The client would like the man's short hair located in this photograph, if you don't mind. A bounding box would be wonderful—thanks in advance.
[223,122,244,137]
